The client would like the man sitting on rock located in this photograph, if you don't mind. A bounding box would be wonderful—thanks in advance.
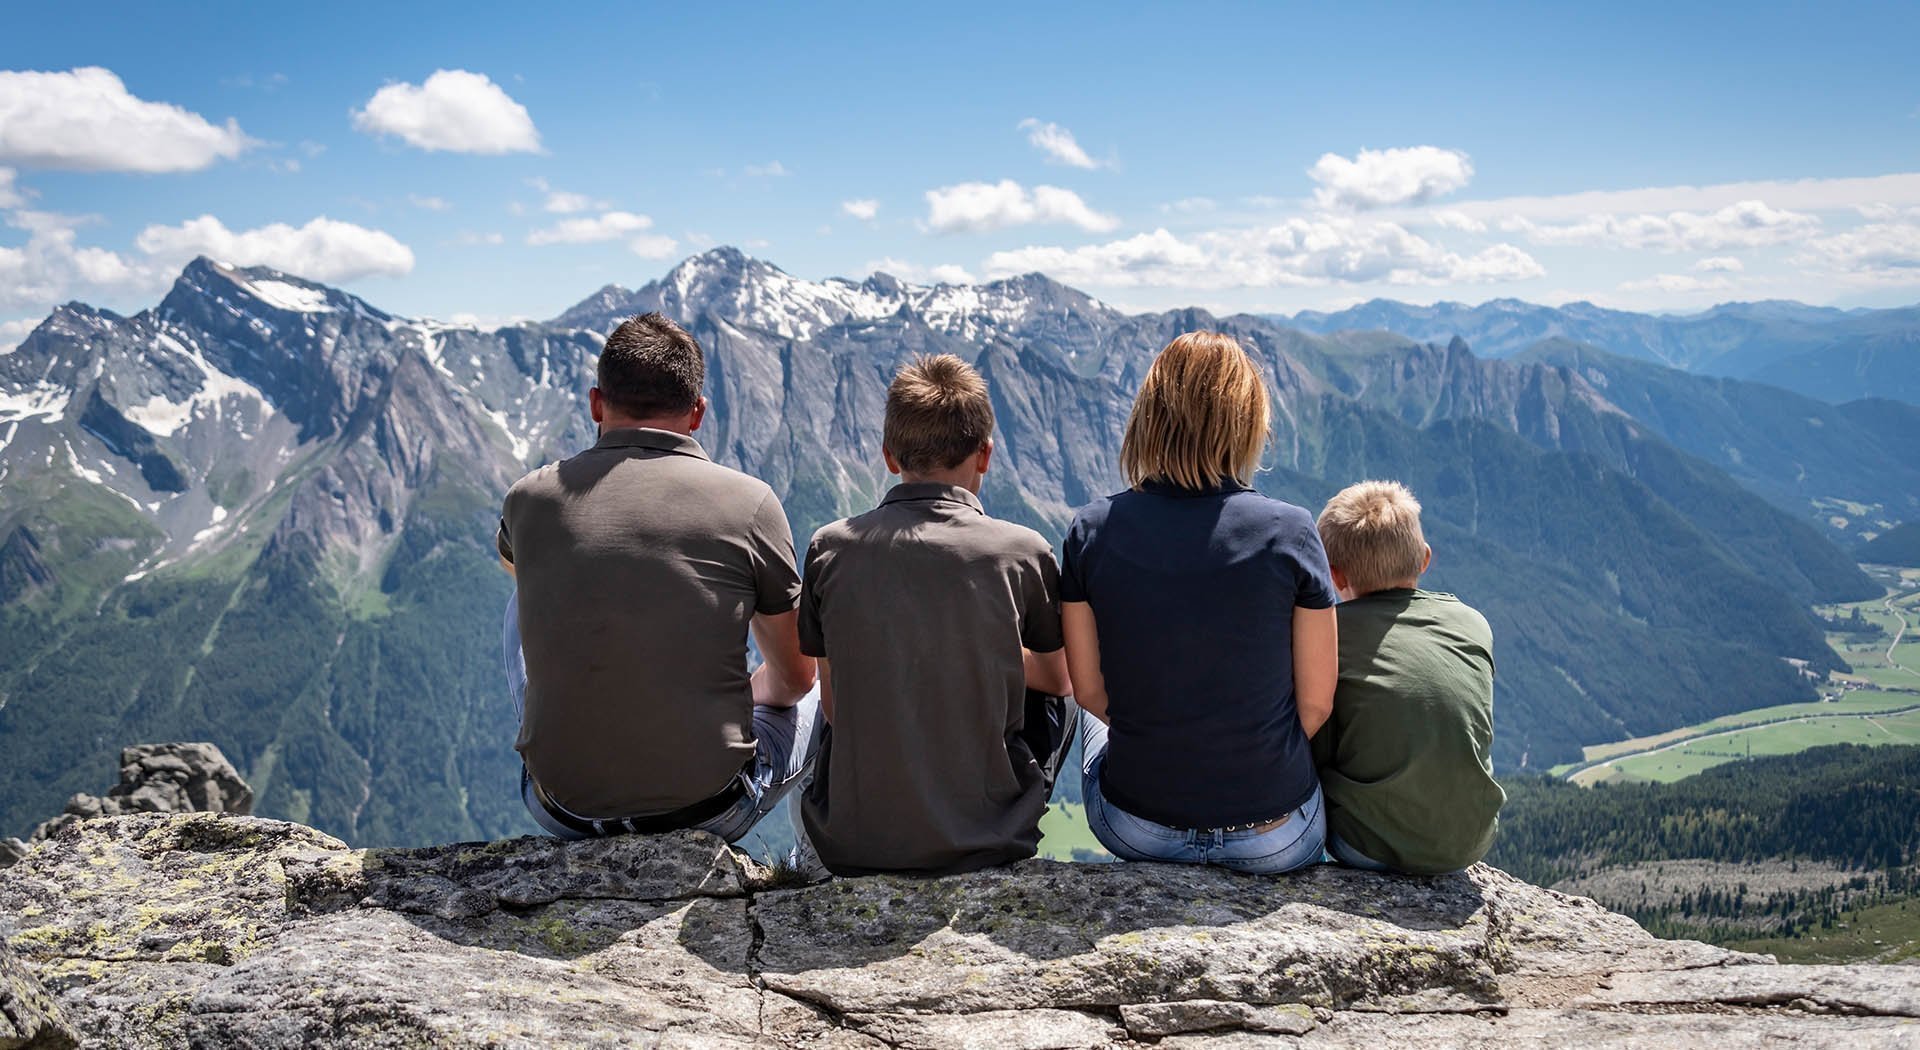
[795,354,1075,875]
[1311,480,1503,874]
[498,312,819,841]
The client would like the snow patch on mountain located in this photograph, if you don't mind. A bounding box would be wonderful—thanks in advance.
[244,280,334,314]
[123,333,275,437]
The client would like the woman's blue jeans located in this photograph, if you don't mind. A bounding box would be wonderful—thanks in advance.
[1079,715,1326,874]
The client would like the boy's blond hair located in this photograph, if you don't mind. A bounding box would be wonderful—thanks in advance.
[1317,480,1428,594]
[884,354,995,472]
[1120,331,1271,490]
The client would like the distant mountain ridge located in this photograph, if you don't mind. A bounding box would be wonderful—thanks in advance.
[1285,296,1920,405]
[0,248,1912,846]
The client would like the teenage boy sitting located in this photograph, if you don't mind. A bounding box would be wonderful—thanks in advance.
[796,354,1075,876]
[1312,480,1503,875]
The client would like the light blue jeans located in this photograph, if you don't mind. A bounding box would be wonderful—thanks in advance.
[1079,715,1326,874]
[503,591,821,843]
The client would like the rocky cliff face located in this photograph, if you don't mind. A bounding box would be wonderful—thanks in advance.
[0,747,1915,1048]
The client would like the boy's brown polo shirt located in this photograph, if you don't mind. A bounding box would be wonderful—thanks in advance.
[498,427,801,817]
[797,482,1064,875]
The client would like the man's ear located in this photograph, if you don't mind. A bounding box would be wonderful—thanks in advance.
[589,387,605,424]
[881,446,903,476]
[1420,543,1433,575]
[688,396,708,433]
[975,438,993,476]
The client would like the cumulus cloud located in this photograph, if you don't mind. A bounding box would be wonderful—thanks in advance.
[1160,197,1217,215]
[0,316,40,353]
[1019,119,1102,169]
[0,67,252,172]
[865,257,976,285]
[1694,255,1744,273]
[841,198,879,221]
[452,231,504,246]
[983,219,1543,289]
[0,168,21,208]
[924,180,1119,234]
[1310,146,1473,210]
[629,233,679,259]
[526,210,655,245]
[408,194,451,211]
[0,212,143,311]
[527,177,605,214]
[744,161,788,177]
[1794,221,1920,285]
[134,215,415,282]
[352,70,540,154]
[1505,199,1819,252]
[1618,273,1736,294]
[1427,209,1487,233]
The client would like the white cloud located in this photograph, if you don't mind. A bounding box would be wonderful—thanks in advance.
[1018,119,1101,169]
[453,231,504,246]
[629,233,679,259]
[1160,197,1217,215]
[1618,273,1735,294]
[1794,221,1920,285]
[1427,209,1487,233]
[543,190,601,213]
[0,316,39,353]
[1436,172,1920,225]
[526,211,655,245]
[865,257,976,285]
[408,194,451,211]
[744,161,788,177]
[1309,146,1473,210]
[0,168,20,208]
[0,67,251,173]
[924,180,1119,234]
[352,69,540,154]
[1694,255,1744,273]
[840,198,879,221]
[134,215,415,282]
[1,211,148,311]
[1505,199,1819,252]
[984,219,1543,289]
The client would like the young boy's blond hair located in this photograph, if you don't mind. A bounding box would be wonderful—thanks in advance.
[1317,481,1428,595]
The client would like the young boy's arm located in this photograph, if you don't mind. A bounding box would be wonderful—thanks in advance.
[1294,605,1338,738]
[1024,648,1070,697]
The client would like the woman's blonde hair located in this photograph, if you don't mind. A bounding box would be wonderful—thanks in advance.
[1120,331,1271,490]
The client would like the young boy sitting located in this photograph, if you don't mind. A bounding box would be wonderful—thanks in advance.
[1312,480,1503,875]
[796,354,1075,875]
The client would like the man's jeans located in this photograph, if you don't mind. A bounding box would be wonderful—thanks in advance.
[502,591,821,843]
[1079,716,1326,874]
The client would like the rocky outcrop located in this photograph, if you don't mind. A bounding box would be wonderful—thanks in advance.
[1,812,1915,1048]
[2,744,251,869]
[0,939,75,1049]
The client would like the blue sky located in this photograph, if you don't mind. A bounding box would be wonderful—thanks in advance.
[3,1,1919,345]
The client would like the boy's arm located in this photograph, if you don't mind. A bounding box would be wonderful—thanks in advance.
[816,658,835,724]
[750,610,817,708]
[1024,647,1071,697]
[1062,601,1108,723]
[1293,605,1338,738]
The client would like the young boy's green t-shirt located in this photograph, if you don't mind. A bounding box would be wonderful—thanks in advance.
[1312,588,1504,874]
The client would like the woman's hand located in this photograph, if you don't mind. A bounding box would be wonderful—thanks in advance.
[1293,605,1338,738]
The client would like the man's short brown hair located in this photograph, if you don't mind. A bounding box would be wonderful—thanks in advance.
[599,313,704,418]
[884,354,994,473]
[1317,480,1428,594]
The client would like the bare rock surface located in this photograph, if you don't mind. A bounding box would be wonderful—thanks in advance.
[3,811,1917,1048]
[3,743,251,869]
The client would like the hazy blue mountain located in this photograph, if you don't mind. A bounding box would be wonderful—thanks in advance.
[1859,522,1920,567]
[0,249,1903,845]
[1284,297,1920,405]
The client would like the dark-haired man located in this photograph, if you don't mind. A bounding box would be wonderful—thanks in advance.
[499,312,819,841]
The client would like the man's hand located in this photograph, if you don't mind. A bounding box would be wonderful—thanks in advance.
[499,555,515,578]
[750,609,816,708]
[1293,605,1338,739]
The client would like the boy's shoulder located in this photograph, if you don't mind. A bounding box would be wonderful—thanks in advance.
[811,505,1052,563]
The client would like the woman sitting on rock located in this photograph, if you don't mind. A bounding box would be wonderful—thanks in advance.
[1060,331,1337,873]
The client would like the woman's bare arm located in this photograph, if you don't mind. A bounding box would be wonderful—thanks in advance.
[1293,605,1338,738]
[1061,601,1109,724]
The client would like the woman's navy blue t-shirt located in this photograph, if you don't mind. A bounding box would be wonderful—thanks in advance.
[1061,480,1337,829]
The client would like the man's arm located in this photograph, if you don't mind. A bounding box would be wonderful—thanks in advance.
[1024,647,1071,697]
[1061,601,1108,724]
[1293,605,1338,739]
[499,554,515,578]
[750,609,817,708]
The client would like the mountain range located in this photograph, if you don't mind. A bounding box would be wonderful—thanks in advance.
[1286,297,1920,406]
[2,247,1916,846]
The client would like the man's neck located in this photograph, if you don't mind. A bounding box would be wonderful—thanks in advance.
[600,416,692,437]
[898,468,982,495]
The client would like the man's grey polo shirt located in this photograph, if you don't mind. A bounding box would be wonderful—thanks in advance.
[797,482,1065,875]
[498,427,802,817]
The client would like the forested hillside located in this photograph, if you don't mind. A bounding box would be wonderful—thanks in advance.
[1860,523,1920,567]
